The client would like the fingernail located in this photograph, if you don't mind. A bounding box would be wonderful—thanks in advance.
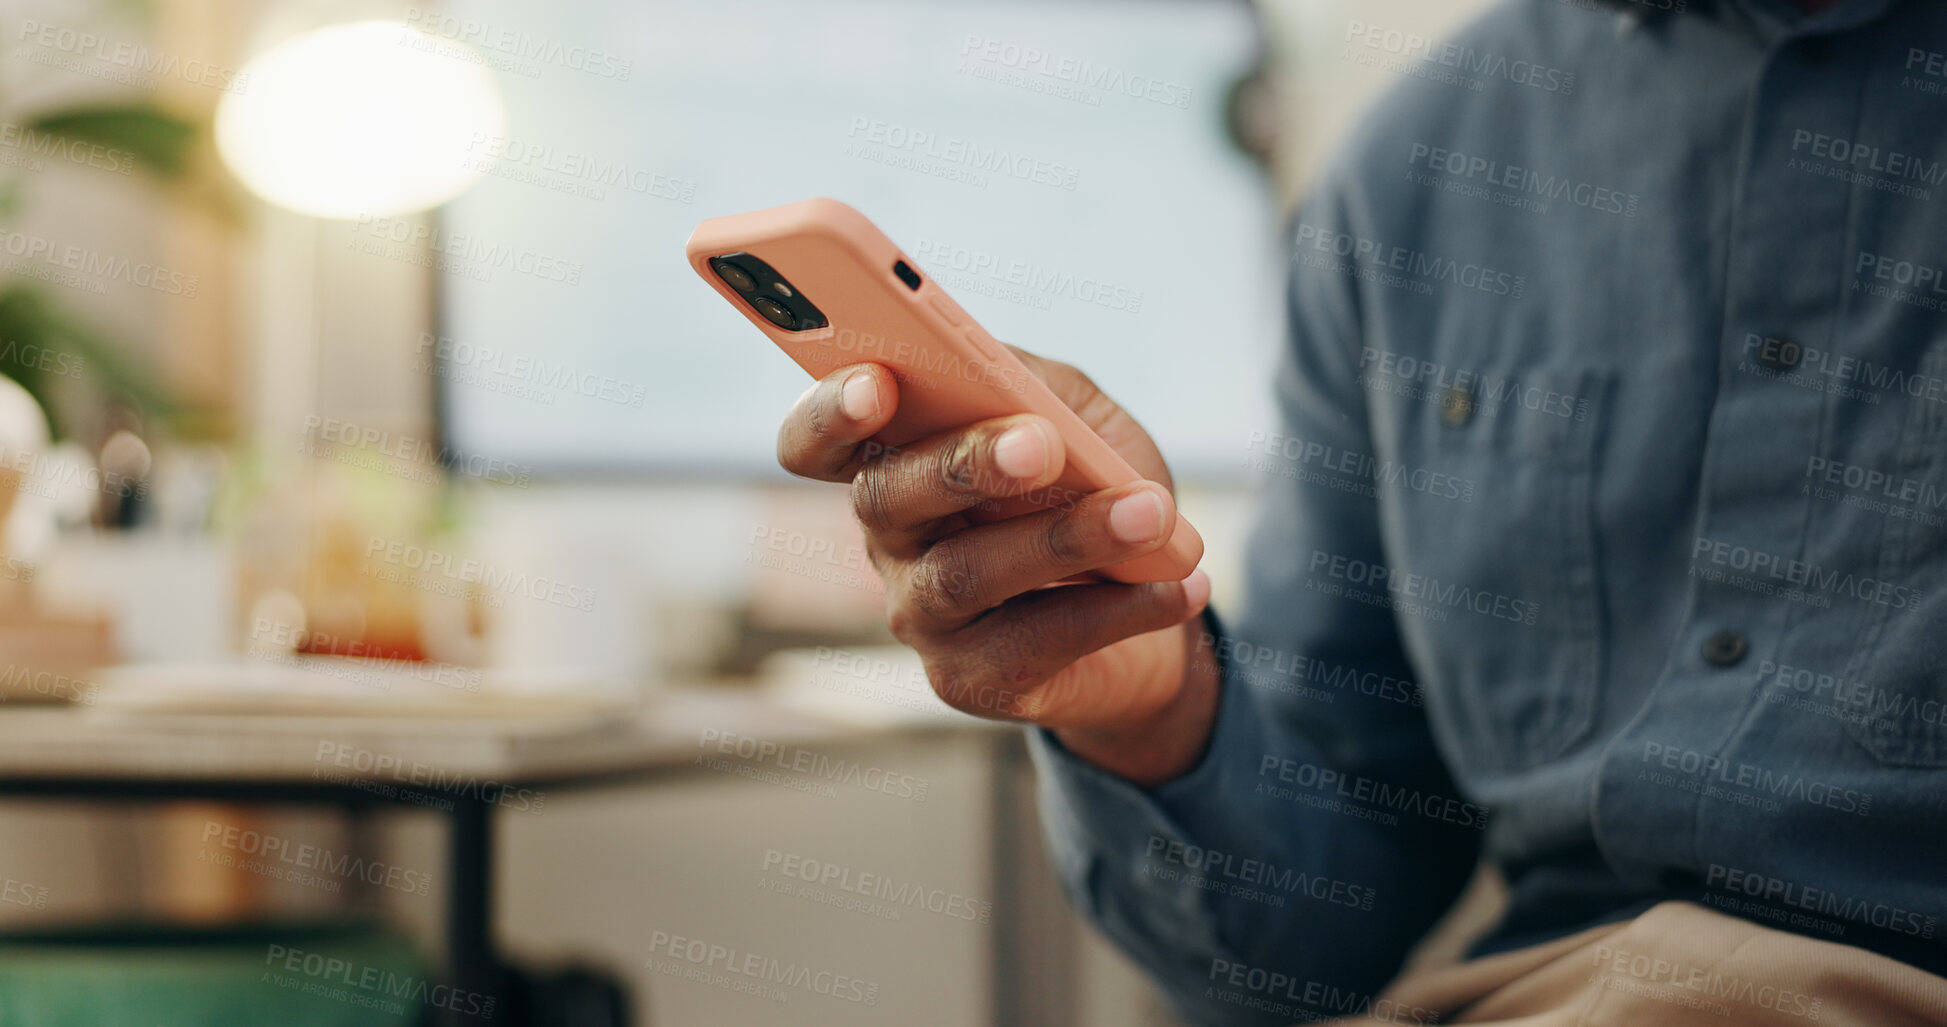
[993,423,1048,480]
[1181,569,1211,609]
[1109,489,1165,544]
[841,370,878,420]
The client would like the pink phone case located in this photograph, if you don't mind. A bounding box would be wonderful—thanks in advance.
[686,197,1201,583]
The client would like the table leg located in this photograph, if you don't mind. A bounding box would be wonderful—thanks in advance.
[443,795,509,1026]
[342,804,380,917]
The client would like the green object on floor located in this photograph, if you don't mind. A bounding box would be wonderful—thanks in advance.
[0,919,434,1026]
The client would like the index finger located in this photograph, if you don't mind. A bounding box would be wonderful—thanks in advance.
[776,363,899,482]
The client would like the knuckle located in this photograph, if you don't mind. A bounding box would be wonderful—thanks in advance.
[849,471,897,533]
[910,540,981,618]
[1038,507,1092,568]
[776,386,850,479]
[775,429,812,476]
[937,431,985,497]
[883,599,927,646]
[800,390,842,443]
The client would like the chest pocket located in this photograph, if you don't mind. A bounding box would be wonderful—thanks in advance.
[1389,364,1614,776]
[1850,347,1947,767]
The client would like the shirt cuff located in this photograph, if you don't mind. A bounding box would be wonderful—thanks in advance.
[1025,606,1270,884]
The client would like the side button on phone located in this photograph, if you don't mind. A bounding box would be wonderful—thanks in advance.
[965,327,1004,359]
[928,293,971,328]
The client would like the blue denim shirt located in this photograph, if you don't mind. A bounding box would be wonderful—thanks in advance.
[1028,0,1947,1022]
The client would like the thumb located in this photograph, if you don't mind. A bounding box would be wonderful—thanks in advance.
[1003,344,1174,489]
[1006,344,1099,410]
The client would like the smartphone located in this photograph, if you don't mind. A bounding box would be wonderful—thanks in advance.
[686,198,1201,584]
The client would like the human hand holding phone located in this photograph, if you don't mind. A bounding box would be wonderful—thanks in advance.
[774,349,1220,786]
[693,199,1219,783]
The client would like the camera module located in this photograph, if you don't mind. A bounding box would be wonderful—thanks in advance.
[712,260,756,293]
[752,296,797,329]
[711,252,828,332]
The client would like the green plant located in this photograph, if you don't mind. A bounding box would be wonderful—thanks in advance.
[0,101,207,438]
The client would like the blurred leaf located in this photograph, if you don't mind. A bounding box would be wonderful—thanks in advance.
[0,286,176,439]
[17,98,240,226]
[0,287,63,427]
[0,289,48,383]
[25,104,198,180]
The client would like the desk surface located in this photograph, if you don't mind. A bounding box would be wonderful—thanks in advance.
[0,688,999,792]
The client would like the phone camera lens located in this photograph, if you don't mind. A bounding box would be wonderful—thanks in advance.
[753,296,797,329]
[714,261,756,293]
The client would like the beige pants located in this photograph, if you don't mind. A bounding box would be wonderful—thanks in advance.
[1327,901,1947,1026]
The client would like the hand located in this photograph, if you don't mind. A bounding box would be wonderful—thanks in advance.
[775,348,1219,785]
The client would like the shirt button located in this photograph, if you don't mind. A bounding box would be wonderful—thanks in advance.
[1440,386,1475,428]
[1754,335,1803,372]
[1702,630,1749,668]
